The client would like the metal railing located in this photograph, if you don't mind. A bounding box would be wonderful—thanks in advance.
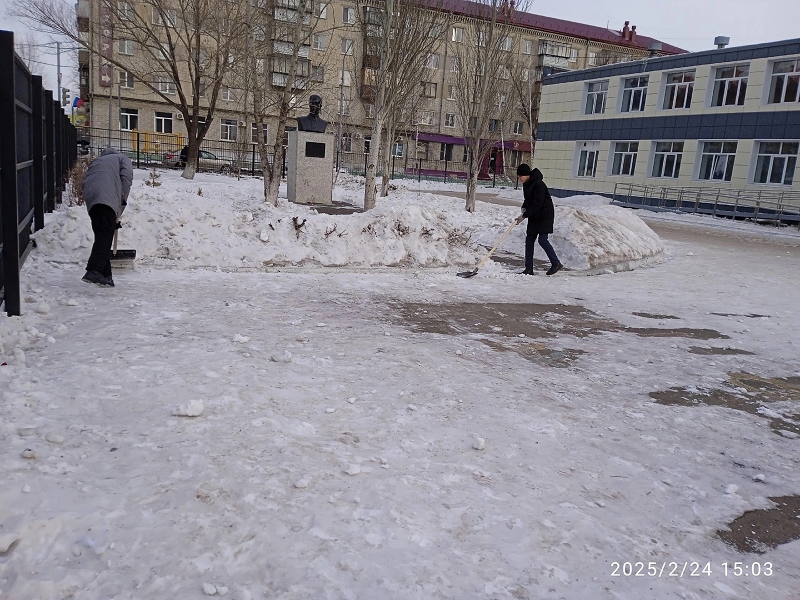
[1,31,76,316]
[612,182,800,227]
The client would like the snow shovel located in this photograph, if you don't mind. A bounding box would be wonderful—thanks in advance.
[457,217,520,278]
[109,224,136,268]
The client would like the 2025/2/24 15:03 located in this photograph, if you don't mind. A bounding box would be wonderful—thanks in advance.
[610,561,773,577]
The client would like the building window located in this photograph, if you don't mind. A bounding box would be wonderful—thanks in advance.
[312,33,328,50]
[425,53,440,69]
[447,85,456,100]
[342,6,355,24]
[157,77,175,94]
[699,141,737,181]
[364,103,374,118]
[499,36,513,51]
[119,108,138,131]
[584,80,608,115]
[444,113,455,128]
[523,40,533,55]
[651,141,684,178]
[663,70,694,109]
[118,39,135,55]
[477,32,486,47]
[315,2,328,18]
[712,64,749,107]
[157,42,169,60]
[392,142,404,157]
[341,38,354,55]
[768,59,800,104]
[452,27,464,42]
[222,86,236,101]
[339,69,352,86]
[117,2,134,20]
[449,57,460,73]
[620,76,648,112]
[311,65,324,81]
[611,142,638,176]
[155,112,173,133]
[251,123,267,143]
[418,110,435,125]
[341,133,352,152]
[576,142,599,177]
[440,143,453,161]
[152,8,176,27]
[588,51,598,66]
[220,119,238,141]
[253,26,266,41]
[754,141,798,185]
[569,48,579,63]
[119,70,134,89]
[488,119,500,132]
[363,137,371,153]
[421,82,437,97]
[513,121,523,135]
[338,98,350,116]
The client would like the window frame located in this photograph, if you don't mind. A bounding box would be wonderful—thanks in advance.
[452,27,464,43]
[767,58,800,105]
[697,140,738,182]
[119,69,135,89]
[119,107,138,131]
[341,38,354,55]
[421,81,437,98]
[513,121,523,135]
[157,76,175,95]
[575,141,600,178]
[751,140,799,186]
[341,6,356,24]
[610,141,639,176]
[710,63,749,107]
[583,79,609,115]
[220,119,238,142]
[118,39,135,55]
[662,70,695,110]
[315,1,328,18]
[154,111,173,134]
[444,113,456,128]
[392,141,404,158]
[619,76,648,113]
[312,33,328,50]
[650,141,684,179]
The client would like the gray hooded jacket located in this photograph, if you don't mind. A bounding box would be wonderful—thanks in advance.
[83,148,134,219]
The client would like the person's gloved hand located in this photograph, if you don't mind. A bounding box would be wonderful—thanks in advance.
[116,221,123,229]
[515,213,526,224]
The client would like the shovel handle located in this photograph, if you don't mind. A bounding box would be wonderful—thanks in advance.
[113,227,118,256]
[474,218,519,271]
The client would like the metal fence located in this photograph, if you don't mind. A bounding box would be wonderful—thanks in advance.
[612,182,800,227]
[1,31,76,316]
[77,126,278,176]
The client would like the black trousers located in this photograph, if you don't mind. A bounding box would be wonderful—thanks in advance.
[86,204,117,277]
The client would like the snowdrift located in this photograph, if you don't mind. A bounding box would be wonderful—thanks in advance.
[31,172,662,272]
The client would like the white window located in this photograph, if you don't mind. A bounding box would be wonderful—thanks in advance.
[447,84,456,100]
[611,142,638,176]
[452,27,464,43]
[523,40,533,55]
[342,6,355,24]
[477,32,486,47]
[341,133,352,152]
[440,143,453,161]
[157,43,169,60]
[220,119,238,141]
[425,53,440,69]
[499,36,513,52]
[117,2,134,20]
[152,8,176,27]
[157,77,175,94]
[569,48,579,63]
[576,142,599,177]
[119,70,134,89]
[364,137,371,153]
[498,66,510,80]
[449,57,460,73]
[392,142,404,157]
[222,86,236,101]
[699,141,737,181]
[588,51,598,66]
[119,108,138,131]
[311,65,324,81]
[338,98,350,116]
[444,113,455,128]
[365,103,374,118]
[155,111,173,133]
[768,59,800,104]
[315,2,328,18]
[253,25,266,41]
[421,82,436,97]
[418,110,435,125]
[651,141,684,178]
[513,121,523,135]
[488,119,500,132]
[339,70,352,86]
[341,39,354,55]
[252,123,267,144]
[753,141,798,185]
[584,80,608,115]
[118,39,135,55]
[255,58,266,73]
[312,33,328,50]
[620,76,648,112]
[712,64,749,106]
[663,70,695,109]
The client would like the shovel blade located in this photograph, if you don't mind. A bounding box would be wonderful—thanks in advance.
[456,269,479,278]
[109,249,137,260]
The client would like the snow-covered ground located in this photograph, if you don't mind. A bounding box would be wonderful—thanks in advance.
[1,171,799,599]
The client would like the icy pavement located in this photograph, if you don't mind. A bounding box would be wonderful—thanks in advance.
[1,219,800,599]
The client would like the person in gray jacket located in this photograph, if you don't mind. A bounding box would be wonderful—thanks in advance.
[82,148,133,287]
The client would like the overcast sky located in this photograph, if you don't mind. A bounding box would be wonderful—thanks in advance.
[0,0,798,100]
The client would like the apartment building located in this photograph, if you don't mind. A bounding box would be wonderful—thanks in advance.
[76,0,680,172]
[534,38,800,205]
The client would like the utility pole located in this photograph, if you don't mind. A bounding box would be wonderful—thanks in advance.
[336,40,352,172]
[56,41,62,97]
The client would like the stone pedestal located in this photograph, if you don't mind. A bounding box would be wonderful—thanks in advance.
[287,131,333,205]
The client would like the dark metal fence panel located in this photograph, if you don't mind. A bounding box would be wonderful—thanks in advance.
[45,91,55,212]
[0,30,77,316]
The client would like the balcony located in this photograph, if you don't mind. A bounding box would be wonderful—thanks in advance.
[360,84,376,101]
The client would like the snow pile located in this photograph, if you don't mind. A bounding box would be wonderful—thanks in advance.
[0,313,41,366]
[31,171,662,272]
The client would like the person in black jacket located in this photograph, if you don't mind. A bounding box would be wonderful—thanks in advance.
[516,164,563,276]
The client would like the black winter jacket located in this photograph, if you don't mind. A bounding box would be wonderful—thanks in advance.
[521,168,555,235]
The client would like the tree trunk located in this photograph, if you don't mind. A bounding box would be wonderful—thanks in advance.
[181,135,200,179]
[379,112,395,197]
[465,172,477,212]
[364,114,385,210]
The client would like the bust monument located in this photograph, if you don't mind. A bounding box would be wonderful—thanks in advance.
[296,94,328,133]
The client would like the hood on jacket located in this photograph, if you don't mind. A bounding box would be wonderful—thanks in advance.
[100,147,120,156]
[531,168,543,181]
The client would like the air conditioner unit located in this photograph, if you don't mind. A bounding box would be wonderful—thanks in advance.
[238,120,246,127]
[176,113,184,120]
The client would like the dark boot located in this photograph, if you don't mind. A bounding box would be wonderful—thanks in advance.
[546,263,563,276]
[82,270,115,287]
[519,269,535,275]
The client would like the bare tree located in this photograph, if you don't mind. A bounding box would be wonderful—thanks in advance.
[245,0,325,206]
[15,0,250,179]
[355,0,446,210]
[15,35,41,74]
[449,0,522,212]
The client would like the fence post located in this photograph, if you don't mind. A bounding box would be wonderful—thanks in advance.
[364,150,368,177]
[712,191,720,217]
[391,154,395,179]
[136,131,141,169]
[418,159,422,183]
[251,143,256,176]
[444,158,448,183]
[282,146,286,178]
[45,91,55,212]
[32,76,45,231]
